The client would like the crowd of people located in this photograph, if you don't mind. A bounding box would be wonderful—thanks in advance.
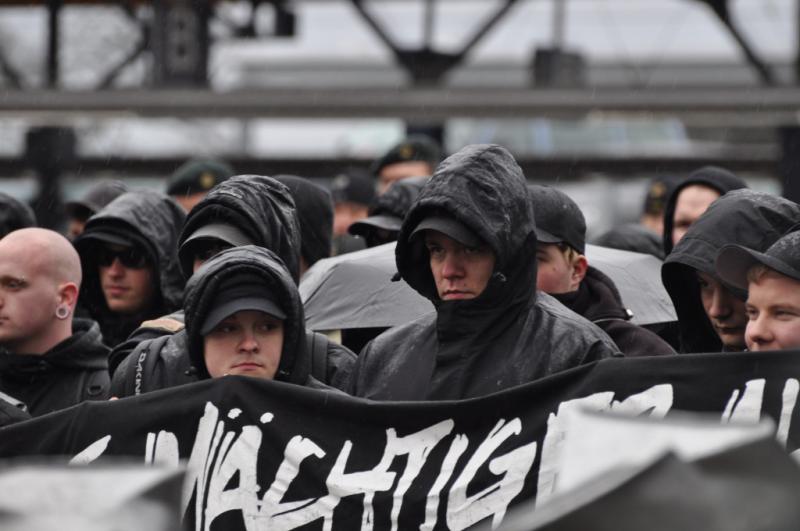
[1,135,800,425]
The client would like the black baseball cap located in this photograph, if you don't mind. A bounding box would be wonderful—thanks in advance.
[370,135,441,176]
[528,185,586,254]
[716,230,800,291]
[200,275,286,335]
[179,223,253,274]
[410,215,482,248]
[330,169,376,206]
[181,223,252,249]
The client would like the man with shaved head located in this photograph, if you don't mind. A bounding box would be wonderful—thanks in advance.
[0,228,110,416]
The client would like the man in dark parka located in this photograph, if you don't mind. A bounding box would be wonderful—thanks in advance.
[349,144,619,401]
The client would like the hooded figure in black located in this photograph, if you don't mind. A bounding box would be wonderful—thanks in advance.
[184,246,354,387]
[662,189,800,353]
[0,192,36,238]
[348,144,619,401]
[274,175,334,275]
[110,177,355,395]
[73,190,186,348]
[662,166,747,256]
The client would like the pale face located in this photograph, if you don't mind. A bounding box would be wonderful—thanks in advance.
[378,161,433,195]
[425,231,495,301]
[98,244,156,315]
[203,310,284,379]
[333,202,370,236]
[173,191,208,213]
[697,270,748,351]
[536,243,577,294]
[671,185,720,246]
[745,272,800,352]
[0,257,59,352]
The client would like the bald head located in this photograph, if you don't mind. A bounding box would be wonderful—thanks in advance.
[0,228,81,288]
[0,229,82,354]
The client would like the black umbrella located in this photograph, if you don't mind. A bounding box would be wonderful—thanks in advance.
[300,242,675,330]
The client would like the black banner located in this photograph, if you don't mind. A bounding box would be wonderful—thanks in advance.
[2,351,800,530]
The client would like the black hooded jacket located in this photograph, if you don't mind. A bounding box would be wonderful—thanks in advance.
[349,144,620,401]
[274,175,334,271]
[74,191,186,348]
[552,266,676,357]
[0,319,109,417]
[178,175,302,282]
[662,166,747,256]
[662,190,800,353]
[110,247,355,396]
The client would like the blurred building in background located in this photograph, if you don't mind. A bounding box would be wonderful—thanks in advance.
[0,0,793,232]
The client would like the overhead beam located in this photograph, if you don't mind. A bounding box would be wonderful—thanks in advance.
[0,153,779,180]
[3,88,800,125]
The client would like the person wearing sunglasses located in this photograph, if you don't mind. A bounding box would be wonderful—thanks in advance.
[74,190,186,348]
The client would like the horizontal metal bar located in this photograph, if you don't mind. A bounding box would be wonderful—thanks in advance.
[2,88,800,124]
[0,154,779,180]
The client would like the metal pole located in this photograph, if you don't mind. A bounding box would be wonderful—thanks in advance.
[423,0,435,49]
[46,0,62,88]
[552,0,565,50]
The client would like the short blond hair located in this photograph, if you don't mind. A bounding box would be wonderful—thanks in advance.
[746,264,784,284]
[555,242,582,265]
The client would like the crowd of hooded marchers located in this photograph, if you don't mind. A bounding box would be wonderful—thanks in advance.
[3,136,800,526]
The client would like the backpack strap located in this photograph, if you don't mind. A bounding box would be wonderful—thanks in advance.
[307,331,329,383]
[132,334,172,396]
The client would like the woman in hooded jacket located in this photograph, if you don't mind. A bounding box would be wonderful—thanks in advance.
[185,245,353,388]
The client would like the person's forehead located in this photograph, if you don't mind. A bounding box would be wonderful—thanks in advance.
[749,273,800,303]
[676,185,720,209]
[380,160,431,178]
[0,251,44,280]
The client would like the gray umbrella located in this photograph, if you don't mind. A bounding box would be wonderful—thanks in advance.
[584,244,675,325]
[300,242,675,330]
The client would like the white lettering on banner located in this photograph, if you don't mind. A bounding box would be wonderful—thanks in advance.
[69,378,800,530]
[778,379,799,448]
[722,379,765,424]
[447,419,537,531]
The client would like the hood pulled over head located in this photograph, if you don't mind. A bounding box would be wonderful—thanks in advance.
[396,144,537,310]
[75,190,186,316]
[178,175,302,283]
[184,245,307,383]
[662,166,748,256]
